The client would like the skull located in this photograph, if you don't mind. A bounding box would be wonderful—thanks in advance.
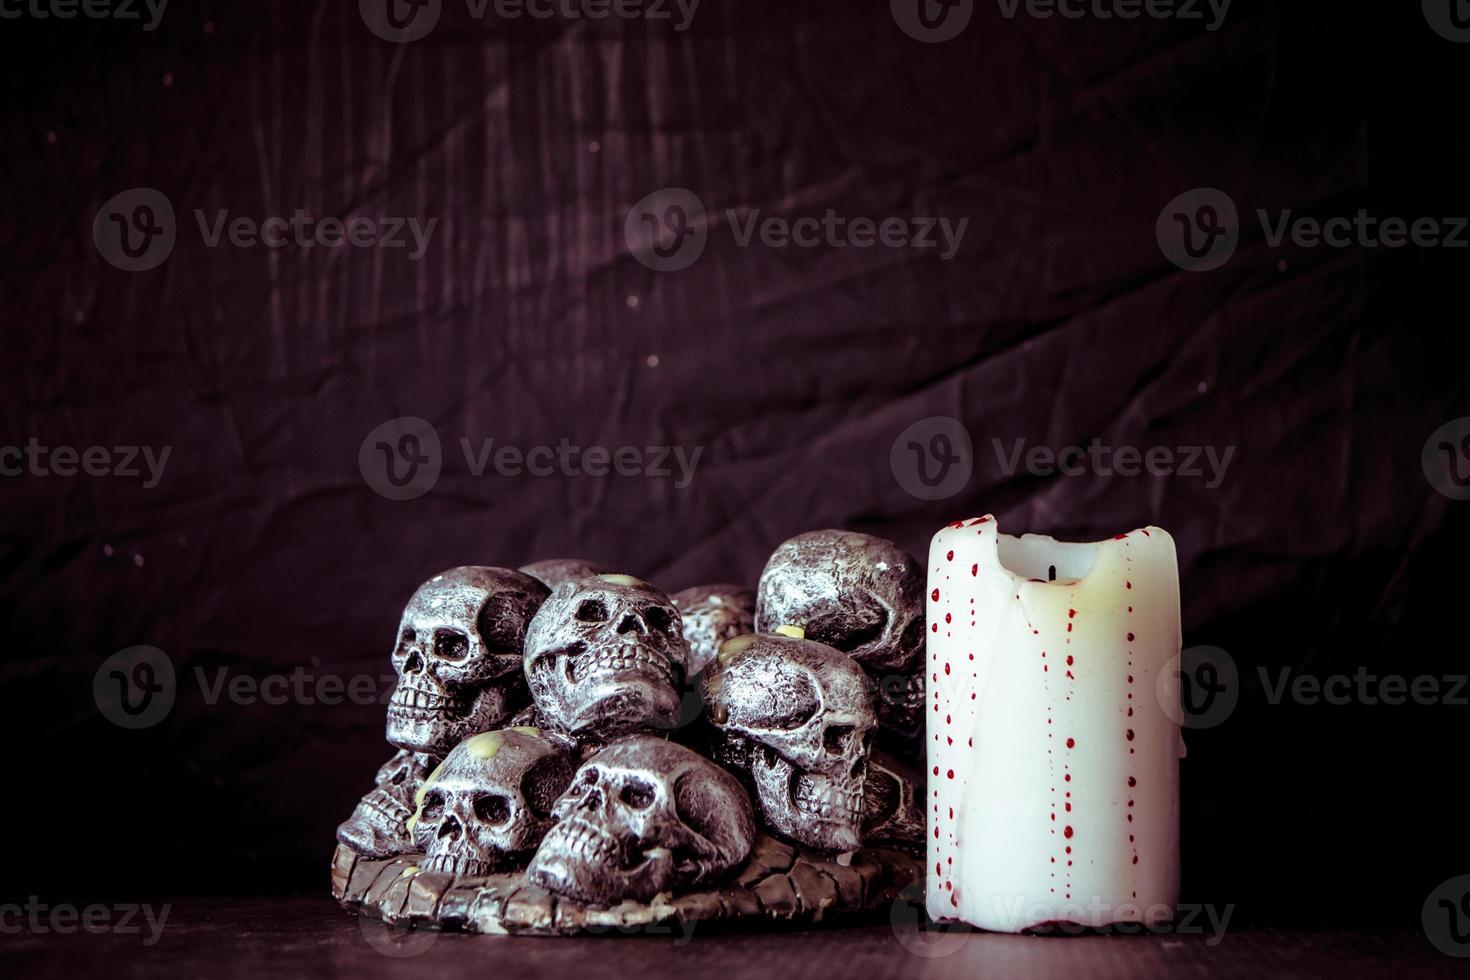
[519,558,613,590]
[701,633,877,852]
[336,749,433,858]
[755,530,925,674]
[671,584,755,677]
[410,729,575,877]
[523,575,689,739]
[861,749,926,846]
[527,735,755,905]
[387,567,550,756]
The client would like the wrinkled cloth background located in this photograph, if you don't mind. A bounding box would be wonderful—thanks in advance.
[1,0,1466,922]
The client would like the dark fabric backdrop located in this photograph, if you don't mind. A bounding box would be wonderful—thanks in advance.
[2,0,1466,925]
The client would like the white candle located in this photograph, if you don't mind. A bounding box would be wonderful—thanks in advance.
[925,516,1183,932]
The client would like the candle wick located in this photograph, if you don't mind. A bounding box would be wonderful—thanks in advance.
[1048,565,1057,581]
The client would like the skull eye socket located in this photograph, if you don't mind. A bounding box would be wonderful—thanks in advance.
[770,700,817,731]
[823,724,855,754]
[400,628,417,645]
[644,606,676,634]
[474,794,513,826]
[421,792,445,821]
[618,780,656,809]
[433,628,470,661]
[576,599,609,623]
[581,767,600,785]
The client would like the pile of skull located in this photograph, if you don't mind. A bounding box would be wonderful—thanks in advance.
[336,529,928,913]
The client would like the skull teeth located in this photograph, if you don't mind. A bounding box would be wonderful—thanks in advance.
[794,779,863,819]
[388,685,451,715]
[424,852,493,878]
[549,818,622,862]
[569,644,674,685]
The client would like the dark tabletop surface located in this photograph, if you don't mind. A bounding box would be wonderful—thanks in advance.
[2,896,1463,980]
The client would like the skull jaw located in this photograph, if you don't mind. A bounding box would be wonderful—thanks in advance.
[535,650,683,738]
[751,752,865,852]
[423,847,504,879]
[527,821,676,906]
[336,786,416,858]
[386,679,527,755]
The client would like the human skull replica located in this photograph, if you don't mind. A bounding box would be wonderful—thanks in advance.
[519,558,613,590]
[755,530,925,674]
[861,749,925,846]
[410,729,575,877]
[671,584,755,676]
[387,567,550,757]
[527,735,756,905]
[336,750,433,858]
[701,633,877,852]
[523,575,689,740]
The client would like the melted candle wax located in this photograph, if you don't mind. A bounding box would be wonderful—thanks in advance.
[925,516,1184,932]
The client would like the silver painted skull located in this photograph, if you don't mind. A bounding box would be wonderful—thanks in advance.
[701,633,877,852]
[410,729,575,877]
[527,735,756,905]
[755,530,925,674]
[861,748,926,846]
[519,558,613,591]
[523,575,689,739]
[671,584,756,677]
[387,567,550,757]
[336,749,433,858]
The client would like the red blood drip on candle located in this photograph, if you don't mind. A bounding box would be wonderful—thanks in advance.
[1064,826,1073,839]
[1133,856,1139,865]
[1127,632,1135,642]
[1064,774,1070,782]
[1065,803,1071,812]
[967,737,972,746]
[946,736,952,745]
[936,863,942,876]
[1126,581,1132,589]
[1065,846,1071,854]
[935,828,940,839]
[1128,799,1135,807]
[1128,776,1137,787]
[1128,606,1133,613]
[970,563,978,576]
[944,663,951,675]
[944,613,952,624]
[1066,623,1073,633]
[946,550,954,561]
[1066,655,1074,666]
[933,766,939,776]
[931,588,940,601]
[1128,707,1134,717]
[945,715,951,724]
[1141,529,1150,536]
[946,769,954,779]
[950,893,958,907]
[1126,729,1135,741]
[1066,738,1075,749]
[1068,609,1077,619]
[932,624,938,633]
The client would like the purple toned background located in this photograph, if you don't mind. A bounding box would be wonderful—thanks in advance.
[2,0,1467,923]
